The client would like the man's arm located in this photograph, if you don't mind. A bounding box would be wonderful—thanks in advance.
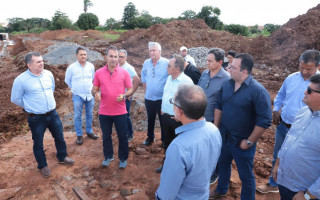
[240,126,267,150]
[271,158,280,182]
[11,78,24,108]
[117,87,134,102]
[64,66,72,88]
[127,75,140,100]
[92,86,100,101]
[214,108,222,128]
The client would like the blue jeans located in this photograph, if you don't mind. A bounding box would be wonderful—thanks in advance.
[269,122,290,187]
[145,99,164,141]
[217,140,256,200]
[72,94,94,136]
[125,99,133,137]
[28,110,67,169]
[99,114,128,161]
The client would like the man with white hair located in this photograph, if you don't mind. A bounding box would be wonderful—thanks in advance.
[180,46,196,66]
[141,42,169,146]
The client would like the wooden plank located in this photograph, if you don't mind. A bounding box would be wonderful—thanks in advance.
[52,185,68,200]
[73,187,91,200]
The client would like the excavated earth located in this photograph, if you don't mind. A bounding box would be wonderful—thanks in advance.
[1,4,320,199]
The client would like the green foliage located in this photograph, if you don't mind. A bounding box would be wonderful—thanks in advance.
[7,18,25,32]
[179,10,196,20]
[83,0,93,13]
[249,25,261,34]
[0,24,5,32]
[51,10,73,30]
[122,2,138,29]
[224,24,249,36]
[135,11,153,28]
[77,13,99,30]
[104,33,121,41]
[6,17,51,33]
[264,24,280,34]
[103,18,122,30]
[196,6,223,30]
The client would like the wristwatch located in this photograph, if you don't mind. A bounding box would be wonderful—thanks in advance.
[123,94,126,100]
[246,139,253,147]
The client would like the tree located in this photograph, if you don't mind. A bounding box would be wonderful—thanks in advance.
[83,0,93,13]
[197,6,223,30]
[249,25,261,34]
[135,11,153,28]
[51,10,72,30]
[77,13,99,30]
[264,24,280,34]
[122,2,138,29]
[104,18,122,30]
[224,24,249,36]
[179,10,196,20]
[7,17,25,32]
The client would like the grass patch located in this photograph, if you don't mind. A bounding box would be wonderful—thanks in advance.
[104,33,121,41]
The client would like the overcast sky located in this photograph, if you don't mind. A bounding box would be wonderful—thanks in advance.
[1,0,319,26]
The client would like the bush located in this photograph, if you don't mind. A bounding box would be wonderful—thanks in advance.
[77,13,99,30]
[224,24,249,36]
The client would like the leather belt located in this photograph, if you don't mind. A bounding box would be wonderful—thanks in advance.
[163,113,174,117]
[28,109,55,117]
[282,121,291,129]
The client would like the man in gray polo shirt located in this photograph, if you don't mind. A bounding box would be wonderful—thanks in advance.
[198,47,230,184]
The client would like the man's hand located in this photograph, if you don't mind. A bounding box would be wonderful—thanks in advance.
[272,111,281,125]
[171,116,180,122]
[95,93,101,101]
[271,158,280,182]
[239,139,250,150]
[117,94,125,102]
[292,191,306,200]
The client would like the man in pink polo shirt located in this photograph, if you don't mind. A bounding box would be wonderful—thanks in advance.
[92,46,133,169]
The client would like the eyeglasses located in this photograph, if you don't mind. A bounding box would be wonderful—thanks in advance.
[307,86,320,94]
[206,80,210,88]
[119,56,125,58]
[152,67,155,78]
[169,97,183,110]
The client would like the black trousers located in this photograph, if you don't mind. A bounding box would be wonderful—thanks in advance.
[161,113,182,150]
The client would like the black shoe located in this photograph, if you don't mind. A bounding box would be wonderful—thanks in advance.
[87,133,98,140]
[156,165,163,173]
[210,173,219,185]
[128,135,134,143]
[142,138,154,146]
[76,136,83,145]
[59,157,74,165]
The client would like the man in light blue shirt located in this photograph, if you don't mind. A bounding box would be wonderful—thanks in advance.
[11,52,74,178]
[156,84,222,200]
[155,54,193,173]
[118,49,140,143]
[272,74,320,200]
[257,49,320,194]
[141,42,169,146]
[65,47,97,145]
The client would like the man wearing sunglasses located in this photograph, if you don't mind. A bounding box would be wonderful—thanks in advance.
[257,50,320,194]
[271,74,320,200]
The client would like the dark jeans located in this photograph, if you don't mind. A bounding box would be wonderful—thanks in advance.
[278,185,319,200]
[28,109,67,169]
[145,99,164,141]
[99,114,128,161]
[216,140,256,200]
[125,99,134,137]
[161,113,182,150]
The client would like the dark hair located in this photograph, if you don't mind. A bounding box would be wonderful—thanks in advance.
[105,46,118,55]
[208,47,225,62]
[172,54,185,72]
[175,84,207,120]
[299,50,320,66]
[235,53,254,74]
[76,46,86,54]
[25,52,41,64]
[228,50,236,58]
[310,74,320,90]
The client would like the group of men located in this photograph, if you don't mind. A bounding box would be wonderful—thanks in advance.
[10,42,320,200]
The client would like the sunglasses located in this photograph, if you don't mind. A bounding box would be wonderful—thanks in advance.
[307,86,320,94]
[169,97,183,110]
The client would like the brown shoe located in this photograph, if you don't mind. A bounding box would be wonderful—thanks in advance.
[59,157,74,165]
[76,136,83,145]
[209,190,227,199]
[87,133,98,140]
[256,183,279,193]
[40,166,51,177]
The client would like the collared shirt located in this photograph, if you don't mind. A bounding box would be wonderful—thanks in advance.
[273,71,319,124]
[185,55,196,66]
[198,68,230,122]
[11,69,56,114]
[65,61,95,101]
[161,72,193,115]
[216,75,272,141]
[184,62,201,84]
[277,107,320,199]
[120,61,137,82]
[141,57,169,100]
[93,64,132,116]
[156,119,222,200]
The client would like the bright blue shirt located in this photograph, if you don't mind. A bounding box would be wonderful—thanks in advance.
[277,107,320,199]
[273,71,317,124]
[11,69,56,114]
[156,119,222,200]
[216,75,272,142]
[141,57,169,100]
[198,68,230,122]
[161,73,193,115]
[65,61,95,101]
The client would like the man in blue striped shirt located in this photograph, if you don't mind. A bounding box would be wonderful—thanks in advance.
[272,74,320,200]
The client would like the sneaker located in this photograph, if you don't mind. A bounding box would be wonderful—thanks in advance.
[40,166,51,177]
[256,183,279,193]
[102,157,114,167]
[210,174,219,185]
[142,138,154,146]
[209,190,227,199]
[119,160,127,169]
[128,135,134,143]
[59,157,74,165]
